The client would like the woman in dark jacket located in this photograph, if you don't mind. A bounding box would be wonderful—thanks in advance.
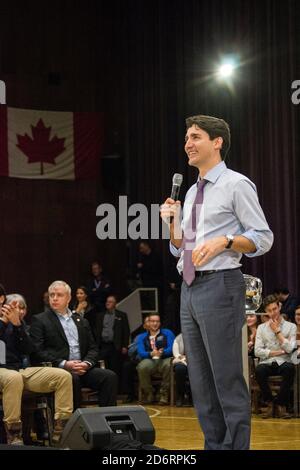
[71,286,95,317]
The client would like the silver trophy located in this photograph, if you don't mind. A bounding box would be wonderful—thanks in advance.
[243,274,262,313]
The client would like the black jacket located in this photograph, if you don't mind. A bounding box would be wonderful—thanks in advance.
[85,276,112,311]
[281,295,300,322]
[0,319,35,370]
[86,309,130,351]
[29,308,99,368]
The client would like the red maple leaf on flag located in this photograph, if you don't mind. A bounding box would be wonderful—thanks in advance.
[16,118,66,175]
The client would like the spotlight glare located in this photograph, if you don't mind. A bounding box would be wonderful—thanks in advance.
[218,62,234,78]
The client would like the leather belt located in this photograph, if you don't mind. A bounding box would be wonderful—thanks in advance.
[194,267,240,277]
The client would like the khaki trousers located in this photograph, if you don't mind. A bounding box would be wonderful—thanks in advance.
[0,367,73,424]
[137,357,171,396]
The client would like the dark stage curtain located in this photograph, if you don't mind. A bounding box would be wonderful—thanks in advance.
[108,0,300,296]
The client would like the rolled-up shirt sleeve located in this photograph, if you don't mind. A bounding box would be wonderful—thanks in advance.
[169,211,184,257]
[169,241,183,258]
[233,180,274,257]
[281,325,297,354]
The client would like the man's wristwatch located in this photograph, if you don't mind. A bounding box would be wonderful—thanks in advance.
[225,234,234,249]
[275,330,281,335]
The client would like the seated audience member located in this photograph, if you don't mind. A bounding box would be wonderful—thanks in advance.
[122,316,150,403]
[8,294,49,440]
[255,294,296,419]
[89,295,130,380]
[41,291,50,311]
[85,261,112,311]
[172,333,192,407]
[71,286,95,317]
[0,291,73,445]
[294,306,300,340]
[274,287,300,323]
[8,293,27,322]
[30,280,117,410]
[247,314,261,356]
[11,293,31,324]
[137,314,175,405]
[293,305,300,364]
[131,313,158,341]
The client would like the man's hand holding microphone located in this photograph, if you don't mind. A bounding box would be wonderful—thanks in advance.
[160,174,183,248]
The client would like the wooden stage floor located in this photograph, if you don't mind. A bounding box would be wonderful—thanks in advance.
[142,405,300,450]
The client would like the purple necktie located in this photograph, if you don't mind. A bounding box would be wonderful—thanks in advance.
[182,179,207,286]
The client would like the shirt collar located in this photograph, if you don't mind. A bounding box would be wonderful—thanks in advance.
[197,161,227,185]
[149,329,160,337]
[55,308,73,319]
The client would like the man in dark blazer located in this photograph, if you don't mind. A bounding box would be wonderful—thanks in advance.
[85,261,112,311]
[86,295,130,379]
[30,280,118,410]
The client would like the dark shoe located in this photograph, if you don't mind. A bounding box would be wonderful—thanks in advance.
[36,430,49,440]
[183,394,192,407]
[37,430,49,440]
[276,405,292,419]
[261,402,273,419]
[4,422,24,445]
[122,395,136,404]
[158,392,169,405]
[176,394,184,407]
[176,398,183,407]
[140,392,154,405]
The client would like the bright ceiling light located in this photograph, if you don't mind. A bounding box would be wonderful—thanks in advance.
[218,62,235,78]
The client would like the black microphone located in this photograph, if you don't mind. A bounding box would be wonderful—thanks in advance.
[170,173,183,223]
[170,173,183,200]
[155,335,166,350]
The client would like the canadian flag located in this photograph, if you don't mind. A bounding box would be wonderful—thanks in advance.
[0,105,103,180]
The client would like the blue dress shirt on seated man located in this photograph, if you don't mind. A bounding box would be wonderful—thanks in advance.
[30,280,118,410]
[160,114,273,450]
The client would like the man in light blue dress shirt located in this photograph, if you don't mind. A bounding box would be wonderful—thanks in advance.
[161,115,273,450]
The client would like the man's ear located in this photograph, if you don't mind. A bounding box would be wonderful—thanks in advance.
[214,136,223,151]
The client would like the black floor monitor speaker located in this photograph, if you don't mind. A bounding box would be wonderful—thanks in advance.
[60,406,155,450]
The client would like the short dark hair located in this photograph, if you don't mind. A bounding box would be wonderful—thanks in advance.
[273,287,289,295]
[91,260,101,267]
[185,114,231,160]
[263,294,279,310]
[76,286,89,296]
